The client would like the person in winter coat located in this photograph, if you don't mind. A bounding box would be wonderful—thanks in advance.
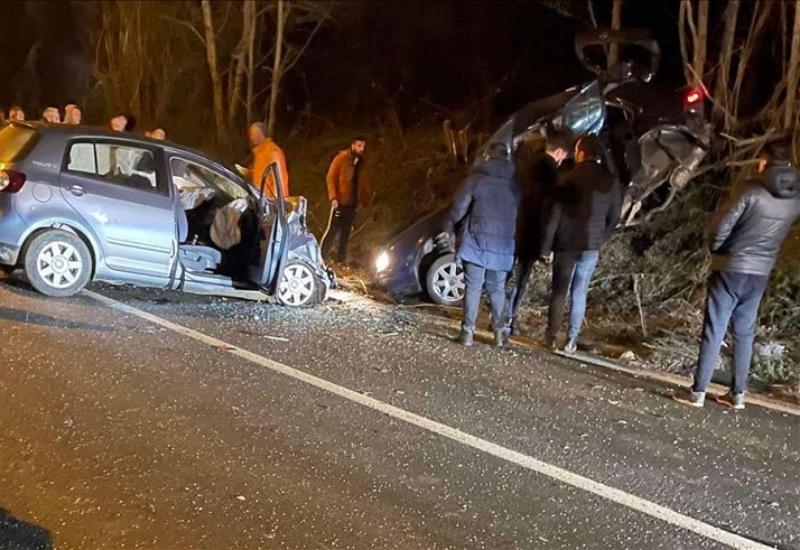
[320,137,367,263]
[541,135,623,351]
[448,142,521,348]
[503,130,572,335]
[247,122,290,198]
[674,141,800,410]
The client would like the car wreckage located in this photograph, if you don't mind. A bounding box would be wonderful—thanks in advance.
[0,122,332,306]
[375,29,713,306]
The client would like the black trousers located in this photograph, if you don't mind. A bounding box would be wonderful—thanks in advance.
[321,205,356,263]
[503,256,536,332]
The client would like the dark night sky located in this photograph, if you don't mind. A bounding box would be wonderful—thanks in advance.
[0,0,688,126]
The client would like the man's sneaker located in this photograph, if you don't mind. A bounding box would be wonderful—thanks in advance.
[715,392,745,410]
[493,329,507,348]
[672,388,706,408]
[457,329,474,347]
[564,338,578,353]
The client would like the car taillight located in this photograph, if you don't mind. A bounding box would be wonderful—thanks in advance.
[0,170,26,193]
[683,86,705,110]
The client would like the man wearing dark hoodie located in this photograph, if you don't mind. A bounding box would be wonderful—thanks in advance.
[448,142,521,347]
[675,141,800,410]
[541,135,622,351]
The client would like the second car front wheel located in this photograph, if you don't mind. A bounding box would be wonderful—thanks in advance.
[425,253,465,306]
[24,229,93,298]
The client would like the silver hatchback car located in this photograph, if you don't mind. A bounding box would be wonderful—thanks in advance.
[0,122,331,306]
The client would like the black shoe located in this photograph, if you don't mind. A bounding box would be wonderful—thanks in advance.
[457,330,474,347]
[544,336,558,350]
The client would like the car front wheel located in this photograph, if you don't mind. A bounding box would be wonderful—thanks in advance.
[277,260,324,307]
[24,230,93,298]
[425,253,465,306]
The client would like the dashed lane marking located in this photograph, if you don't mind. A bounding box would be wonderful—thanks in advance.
[84,290,775,550]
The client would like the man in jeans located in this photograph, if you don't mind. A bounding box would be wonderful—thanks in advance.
[541,136,622,351]
[675,141,800,410]
[321,137,367,264]
[448,143,521,347]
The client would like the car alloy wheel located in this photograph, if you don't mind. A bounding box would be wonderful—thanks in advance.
[431,260,465,304]
[36,241,84,290]
[278,261,317,306]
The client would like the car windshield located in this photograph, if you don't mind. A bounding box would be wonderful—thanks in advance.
[170,157,249,200]
[0,125,38,164]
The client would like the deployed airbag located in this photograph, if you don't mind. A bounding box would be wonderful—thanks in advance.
[210,199,249,250]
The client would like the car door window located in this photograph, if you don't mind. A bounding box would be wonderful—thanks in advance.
[562,81,606,135]
[64,141,165,195]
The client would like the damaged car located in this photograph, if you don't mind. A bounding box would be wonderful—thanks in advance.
[375,29,712,306]
[0,122,332,306]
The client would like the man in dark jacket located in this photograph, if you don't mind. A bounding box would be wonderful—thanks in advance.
[504,130,572,335]
[675,141,800,410]
[448,143,521,347]
[321,137,367,263]
[541,135,622,351]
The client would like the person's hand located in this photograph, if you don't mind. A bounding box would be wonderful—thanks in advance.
[331,199,339,209]
[235,163,250,177]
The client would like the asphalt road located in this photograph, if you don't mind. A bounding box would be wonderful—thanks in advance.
[0,277,798,550]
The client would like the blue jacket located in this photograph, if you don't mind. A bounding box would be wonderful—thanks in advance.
[448,158,521,271]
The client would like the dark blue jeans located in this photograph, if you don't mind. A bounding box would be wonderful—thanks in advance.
[461,262,507,333]
[546,250,600,341]
[692,270,768,395]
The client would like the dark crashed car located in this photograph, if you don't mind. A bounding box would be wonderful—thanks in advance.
[375,30,712,306]
[0,122,331,306]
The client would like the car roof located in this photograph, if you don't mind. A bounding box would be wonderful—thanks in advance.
[14,121,239,178]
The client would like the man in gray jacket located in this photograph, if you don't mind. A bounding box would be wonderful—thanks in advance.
[675,141,800,409]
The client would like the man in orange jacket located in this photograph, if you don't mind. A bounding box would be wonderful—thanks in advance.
[248,122,289,198]
[321,137,367,263]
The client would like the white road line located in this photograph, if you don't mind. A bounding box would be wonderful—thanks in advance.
[84,290,774,550]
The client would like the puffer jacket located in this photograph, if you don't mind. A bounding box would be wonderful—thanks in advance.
[710,164,800,276]
[541,160,622,253]
[448,158,521,272]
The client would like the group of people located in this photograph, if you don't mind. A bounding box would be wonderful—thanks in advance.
[449,131,799,410]
[1,102,82,125]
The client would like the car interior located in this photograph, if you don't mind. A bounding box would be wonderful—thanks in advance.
[169,157,262,281]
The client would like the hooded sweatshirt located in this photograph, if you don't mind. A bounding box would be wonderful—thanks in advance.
[448,157,521,272]
[710,163,800,276]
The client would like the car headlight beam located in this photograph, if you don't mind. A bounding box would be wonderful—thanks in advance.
[375,251,390,273]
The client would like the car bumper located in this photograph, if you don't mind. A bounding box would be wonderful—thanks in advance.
[375,255,422,299]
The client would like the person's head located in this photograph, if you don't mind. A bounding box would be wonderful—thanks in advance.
[350,137,367,157]
[575,135,602,164]
[42,106,61,124]
[545,130,572,165]
[124,114,137,132]
[248,122,267,147]
[109,115,127,132]
[758,139,792,173]
[146,128,166,140]
[63,103,82,125]
[8,105,25,121]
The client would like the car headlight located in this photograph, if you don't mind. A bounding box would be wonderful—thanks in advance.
[375,251,391,273]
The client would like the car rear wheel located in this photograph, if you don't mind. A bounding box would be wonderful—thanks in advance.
[277,260,323,307]
[425,253,465,306]
[24,230,93,298]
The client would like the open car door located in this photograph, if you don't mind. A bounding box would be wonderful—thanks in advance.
[248,162,289,294]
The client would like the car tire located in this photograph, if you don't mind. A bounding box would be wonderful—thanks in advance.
[24,230,93,298]
[277,259,323,307]
[425,253,465,306]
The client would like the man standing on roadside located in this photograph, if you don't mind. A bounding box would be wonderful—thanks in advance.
[63,103,82,125]
[675,141,800,410]
[504,129,572,335]
[449,142,521,348]
[320,137,367,264]
[8,106,25,121]
[42,106,61,124]
[541,135,622,352]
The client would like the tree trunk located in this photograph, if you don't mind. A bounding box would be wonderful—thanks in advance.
[713,0,740,128]
[228,1,252,128]
[692,0,709,85]
[201,0,226,143]
[267,0,286,137]
[245,0,258,124]
[678,1,692,84]
[608,0,623,68]
[784,1,800,130]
